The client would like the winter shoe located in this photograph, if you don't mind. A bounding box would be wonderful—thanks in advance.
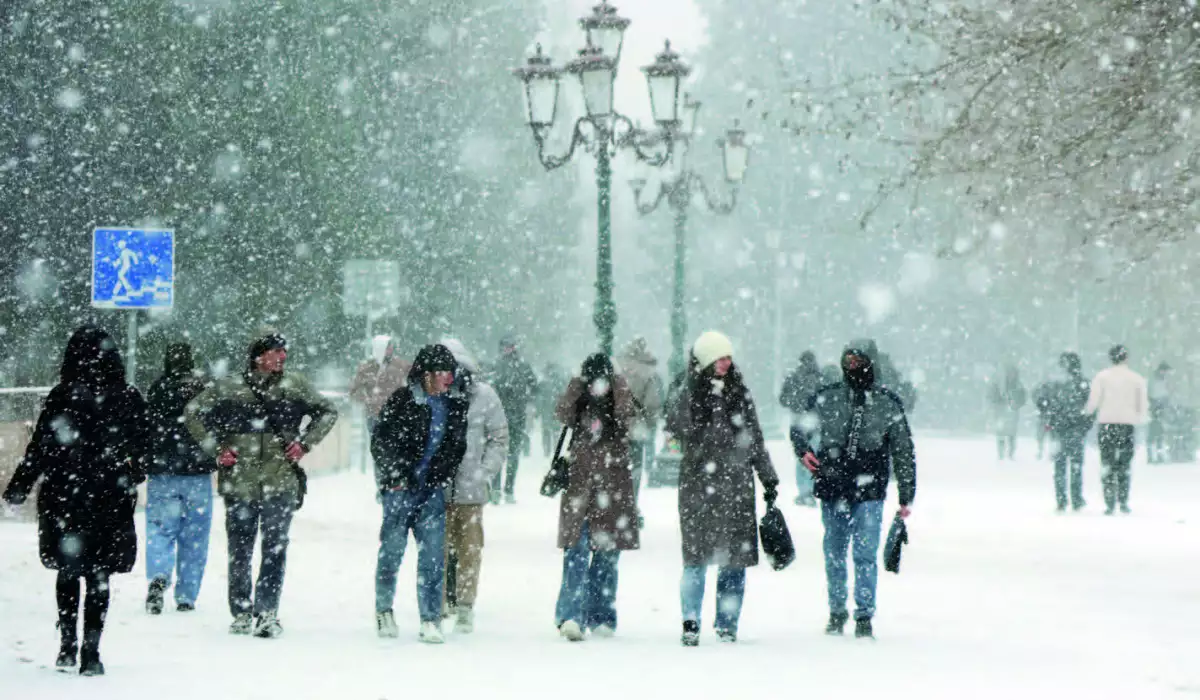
[454,607,475,634]
[79,633,103,677]
[229,613,253,635]
[146,579,167,615]
[419,621,445,644]
[681,621,700,647]
[715,629,738,643]
[56,641,77,669]
[558,620,585,642]
[504,493,517,505]
[1120,504,1132,514]
[489,492,502,506]
[854,618,874,640]
[825,612,848,636]
[376,610,399,639]
[1104,507,1115,516]
[591,625,615,639]
[253,612,283,639]
[176,602,195,613]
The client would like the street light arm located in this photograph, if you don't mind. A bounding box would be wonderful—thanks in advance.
[692,173,739,215]
[629,178,669,215]
[530,117,597,171]
[612,113,673,167]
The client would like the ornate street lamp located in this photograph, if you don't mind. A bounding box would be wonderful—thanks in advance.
[629,97,751,379]
[513,4,689,356]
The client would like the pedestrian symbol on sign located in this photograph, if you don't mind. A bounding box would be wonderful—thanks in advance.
[91,228,175,310]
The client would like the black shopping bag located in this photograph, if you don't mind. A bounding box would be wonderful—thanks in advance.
[884,513,908,574]
[759,504,796,571]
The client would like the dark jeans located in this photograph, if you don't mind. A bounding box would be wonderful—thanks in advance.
[1053,436,1085,509]
[225,495,295,617]
[1099,424,1135,509]
[494,416,526,497]
[57,571,109,650]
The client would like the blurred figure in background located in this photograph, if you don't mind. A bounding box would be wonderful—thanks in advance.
[538,362,568,456]
[780,350,822,507]
[618,337,663,510]
[491,336,538,505]
[350,335,410,434]
[1046,352,1094,512]
[988,365,1027,461]
[1147,362,1172,464]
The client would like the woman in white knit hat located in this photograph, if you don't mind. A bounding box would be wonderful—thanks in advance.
[665,331,780,647]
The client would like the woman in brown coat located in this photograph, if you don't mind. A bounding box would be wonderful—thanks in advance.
[666,332,779,646]
[553,353,638,642]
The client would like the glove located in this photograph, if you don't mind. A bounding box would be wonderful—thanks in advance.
[763,483,778,506]
[3,491,26,507]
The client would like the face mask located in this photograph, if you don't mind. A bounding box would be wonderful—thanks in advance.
[842,354,875,392]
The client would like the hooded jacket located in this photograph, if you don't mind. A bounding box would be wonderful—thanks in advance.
[184,332,338,503]
[442,339,509,504]
[780,352,822,414]
[350,336,411,418]
[618,338,664,440]
[371,345,470,493]
[790,349,916,506]
[146,343,212,477]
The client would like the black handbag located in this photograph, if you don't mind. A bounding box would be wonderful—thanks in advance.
[884,513,908,574]
[759,503,796,571]
[539,425,573,498]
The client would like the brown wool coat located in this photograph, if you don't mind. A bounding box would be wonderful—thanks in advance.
[666,375,778,568]
[555,376,640,552]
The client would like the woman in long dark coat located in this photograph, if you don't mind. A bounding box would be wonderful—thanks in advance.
[666,331,779,647]
[552,353,638,641]
[2,326,149,676]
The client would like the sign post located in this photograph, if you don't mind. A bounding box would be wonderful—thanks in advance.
[91,228,176,384]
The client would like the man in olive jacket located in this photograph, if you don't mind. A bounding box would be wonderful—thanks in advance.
[185,330,338,639]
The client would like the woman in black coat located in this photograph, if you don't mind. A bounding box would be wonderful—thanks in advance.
[2,326,149,676]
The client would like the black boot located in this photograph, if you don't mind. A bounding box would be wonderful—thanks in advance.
[55,621,78,669]
[681,620,700,647]
[854,618,874,640]
[79,631,104,676]
[146,578,166,615]
[825,612,848,636]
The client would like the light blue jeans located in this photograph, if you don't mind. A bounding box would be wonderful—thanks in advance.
[375,487,446,622]
[145,474,213,606]
[555,522,621,630]
[820,499,885,620]
[681,565,746,634]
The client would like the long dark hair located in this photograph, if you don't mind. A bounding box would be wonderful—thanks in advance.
[686,352,752,425]
[578,353,622,436]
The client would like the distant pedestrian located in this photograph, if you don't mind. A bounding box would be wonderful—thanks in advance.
[350,335,410,431]
[371,344,469,643]
[440,339,509,634]
[144,342,213,615]
[1147,362,1172,463]
[1046,352,1093,511]
[617,337,664,506]
[667,332,779,647]
[553,353,638,642]
[491,336,538,504]
[780,350,822,506]
[791,346,916,640]
[1033,381,1054,460]
[2,326,150,676]
[988,366,1027,460]
[538,362,568,456]
[185,329,338,639]
[1083,345,1148,515]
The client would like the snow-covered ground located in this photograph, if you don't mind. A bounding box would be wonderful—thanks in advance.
[3,435,1200,699]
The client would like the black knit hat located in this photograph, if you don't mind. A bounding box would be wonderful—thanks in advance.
[249,333,287,362]
[409,344,458,382]
[164,342,195,376]
[1109,344,1129,364]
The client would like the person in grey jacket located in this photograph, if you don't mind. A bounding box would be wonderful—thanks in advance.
[440,339,509,633]
[618,337,663,504]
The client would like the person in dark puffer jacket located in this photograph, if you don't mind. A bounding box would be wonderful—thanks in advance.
[144,342,214,616]
[791,346,916,640]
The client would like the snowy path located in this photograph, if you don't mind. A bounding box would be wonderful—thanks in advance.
[3,435,1200,699]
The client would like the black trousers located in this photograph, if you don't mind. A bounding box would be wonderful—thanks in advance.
[1098,424,1135,509]
[494,416,526,497]
[225,496,295,616]
[1053,436,1085,509]
[56,571,110,649]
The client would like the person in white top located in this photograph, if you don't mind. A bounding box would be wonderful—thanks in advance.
[1082,345,1148,514]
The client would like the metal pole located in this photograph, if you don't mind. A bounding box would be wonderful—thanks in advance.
[595,140,616,356]
[126,311,138,386]
[668,194,689,381]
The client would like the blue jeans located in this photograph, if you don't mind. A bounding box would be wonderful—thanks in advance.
[821,499,885,620]
[796,461,814,501]
[146,474,213,606]
[681,565,746,633]
[555,522,621,630]
[375,487,446,622]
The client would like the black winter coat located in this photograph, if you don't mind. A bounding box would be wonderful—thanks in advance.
[3,382,148,576]
[372,386,469,493]
[780,364,822,413]
[791,383,916,506]
[492,354,538,425]
[1046,373,1094,440]
[146,372,211,476]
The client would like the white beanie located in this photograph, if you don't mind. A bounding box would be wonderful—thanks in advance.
[693,331,734,370]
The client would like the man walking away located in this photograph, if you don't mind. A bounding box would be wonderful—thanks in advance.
[1084,345,1148,515]
[780,350,822,506]
[618,337,663,507]
[791,347,916,640]
[145,343,213,615]
[491,336,538,504]
[988,366,1026,460]
[185,330,339,638]
[1047,353,1093,512]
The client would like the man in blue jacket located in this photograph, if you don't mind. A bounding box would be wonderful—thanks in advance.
[791,347,916,640]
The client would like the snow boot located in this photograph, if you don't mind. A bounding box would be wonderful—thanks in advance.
[504,493,517,505]
[1120,504,1132,514]
[489,491,502,506]
[681,620,700,647]
[55,623,78,669]
[825,612,849,636]
[146,578,166,615]
[253,611,283,639]
[419,621,445,644]
[854,618,874,640]
[79,631,104,677]
[176,602,195,612]
[558,620,585,642]
[376,610,399,638]
[230,613,253,635]
[715,628,737,644]
[454,607,475,634]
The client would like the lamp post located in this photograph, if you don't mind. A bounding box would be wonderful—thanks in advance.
[513,1,690,356]
[629,95,750,380]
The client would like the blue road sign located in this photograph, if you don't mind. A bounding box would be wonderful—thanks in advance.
[91,228,175,309]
